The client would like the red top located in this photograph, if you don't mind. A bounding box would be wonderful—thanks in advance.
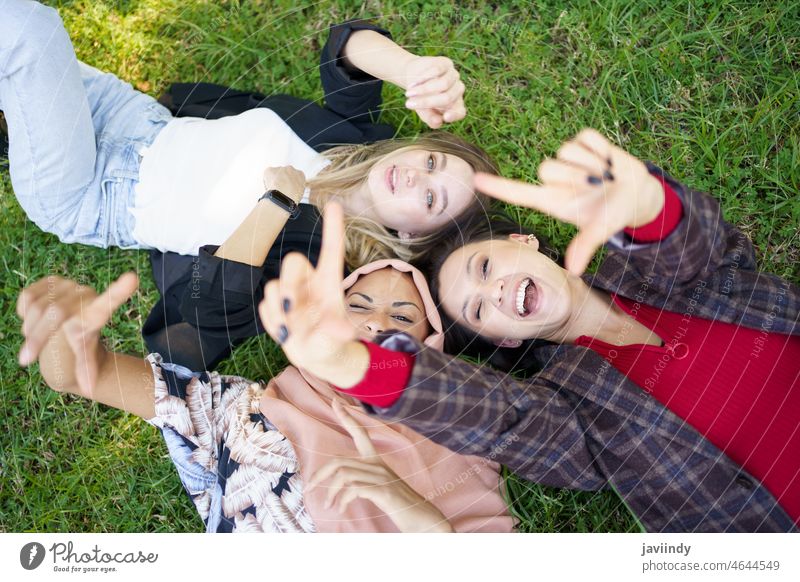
[575,297,800,524]
[337,178,800,523]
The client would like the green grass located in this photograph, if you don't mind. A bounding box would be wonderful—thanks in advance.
[1,0,797,532]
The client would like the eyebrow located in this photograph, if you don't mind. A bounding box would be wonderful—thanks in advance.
[438,154,449,215]
[392,301,421,311]
[461,252,477,322]
[349,292,372,303]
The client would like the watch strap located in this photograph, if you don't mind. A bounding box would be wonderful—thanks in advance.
[259,189,300,219]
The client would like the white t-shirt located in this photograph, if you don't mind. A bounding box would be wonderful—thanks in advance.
[131,108,330,255]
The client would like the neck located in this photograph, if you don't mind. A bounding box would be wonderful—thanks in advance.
[544,277,627,345]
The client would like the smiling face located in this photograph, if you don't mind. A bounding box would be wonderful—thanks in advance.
[365,149,476,236]
[344,268,430,343]
[437,235,575,344]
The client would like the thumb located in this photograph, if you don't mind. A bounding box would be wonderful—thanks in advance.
[564,226,606,276]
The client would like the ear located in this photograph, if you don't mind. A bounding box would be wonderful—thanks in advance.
[508,233,540,251]
[398,231,414,241]
[493,337,523,348]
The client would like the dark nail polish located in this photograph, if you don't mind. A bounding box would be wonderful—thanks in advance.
[587,175,602,185]
[282,298,291,313]
[277,325,289,344]
[603,170,614,181]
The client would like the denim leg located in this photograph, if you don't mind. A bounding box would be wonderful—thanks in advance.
[0,0,96,232]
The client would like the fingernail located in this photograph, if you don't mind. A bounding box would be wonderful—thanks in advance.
[18,346,30,366]
[406,88,418,97]
[282,298,291,313]
[603,170,615,181]
[277,325,289,344]
[405,100,417,108]
[587,175,602,185]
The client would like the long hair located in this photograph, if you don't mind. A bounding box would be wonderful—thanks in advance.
[416,210,562,376]
[307,131,497,268]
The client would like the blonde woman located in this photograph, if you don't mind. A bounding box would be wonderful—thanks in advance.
[3,1,496,369]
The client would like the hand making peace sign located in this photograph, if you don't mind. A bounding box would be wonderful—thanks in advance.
[259,203,368,388]
[474,129,665,275]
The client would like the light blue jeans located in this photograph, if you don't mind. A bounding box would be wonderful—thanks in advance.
[0,0,172,248]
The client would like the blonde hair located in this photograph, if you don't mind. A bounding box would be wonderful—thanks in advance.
[307,131,497,268]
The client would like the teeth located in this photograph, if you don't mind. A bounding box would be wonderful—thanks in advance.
[516,278,531,315]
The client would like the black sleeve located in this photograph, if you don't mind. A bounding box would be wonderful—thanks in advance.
[178,204,324,340]
[319,19,394,127]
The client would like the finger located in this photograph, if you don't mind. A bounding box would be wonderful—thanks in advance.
[324,467,389,509]
[406,61,453,92]
[574,128,613,164]
[334,484,370,514]
[473,172,568,215]
[442,101,466,123]
[307,456,384,490]
[16,276,61,319]
[332,400,379,459]
[556,141,610,176]
[417,108,444,129]
[538,159,601,190]
[406,80,465,111]
[19,300,68,366]
[316,202,346,282]
[406,67,458,98]
[82,272,139,332]
[564,223,611,276]
[260,280,286,343]
[278,252,314,308]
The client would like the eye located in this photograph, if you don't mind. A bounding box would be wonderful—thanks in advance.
[348,304,368,311]
[393,315,414,324]
[427,154,436,171]
[426,190,435,209]
[475,299,483,322]
[481,258,489,280]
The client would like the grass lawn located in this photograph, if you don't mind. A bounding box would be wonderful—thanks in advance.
[1,0,797,533]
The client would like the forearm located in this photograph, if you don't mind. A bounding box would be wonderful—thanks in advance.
[341,29,416,89]
[39,333,155,419]
[214,201,292,266]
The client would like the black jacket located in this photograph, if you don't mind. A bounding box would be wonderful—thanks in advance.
[143,19,395,370]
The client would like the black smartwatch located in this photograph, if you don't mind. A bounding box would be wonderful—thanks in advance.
[259,189,300,219]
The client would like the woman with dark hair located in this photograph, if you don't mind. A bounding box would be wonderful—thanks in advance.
[15,205,513,533]
[258,132,799,532]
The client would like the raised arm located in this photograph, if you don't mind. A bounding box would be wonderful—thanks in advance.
[322,19,466,129]
[17,273,155,419]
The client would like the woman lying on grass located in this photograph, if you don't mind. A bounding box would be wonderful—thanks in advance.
[16,230,512,532]
[260,134,799,532]
[4,0,494,370]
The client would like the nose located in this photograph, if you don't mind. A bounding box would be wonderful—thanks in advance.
[489,277,504,306]
[362,317,386,338]
[405,167,416,188]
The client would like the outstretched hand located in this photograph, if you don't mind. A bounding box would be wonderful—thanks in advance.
[307,400,453,533]
[17,273,139,397]
[403,56,466,129]
[474,129,665,275]
[260,203,368,387]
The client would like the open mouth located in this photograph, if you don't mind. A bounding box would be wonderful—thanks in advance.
[515,277,539,317]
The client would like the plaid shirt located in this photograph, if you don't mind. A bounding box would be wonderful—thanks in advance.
[367,166,799,532]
